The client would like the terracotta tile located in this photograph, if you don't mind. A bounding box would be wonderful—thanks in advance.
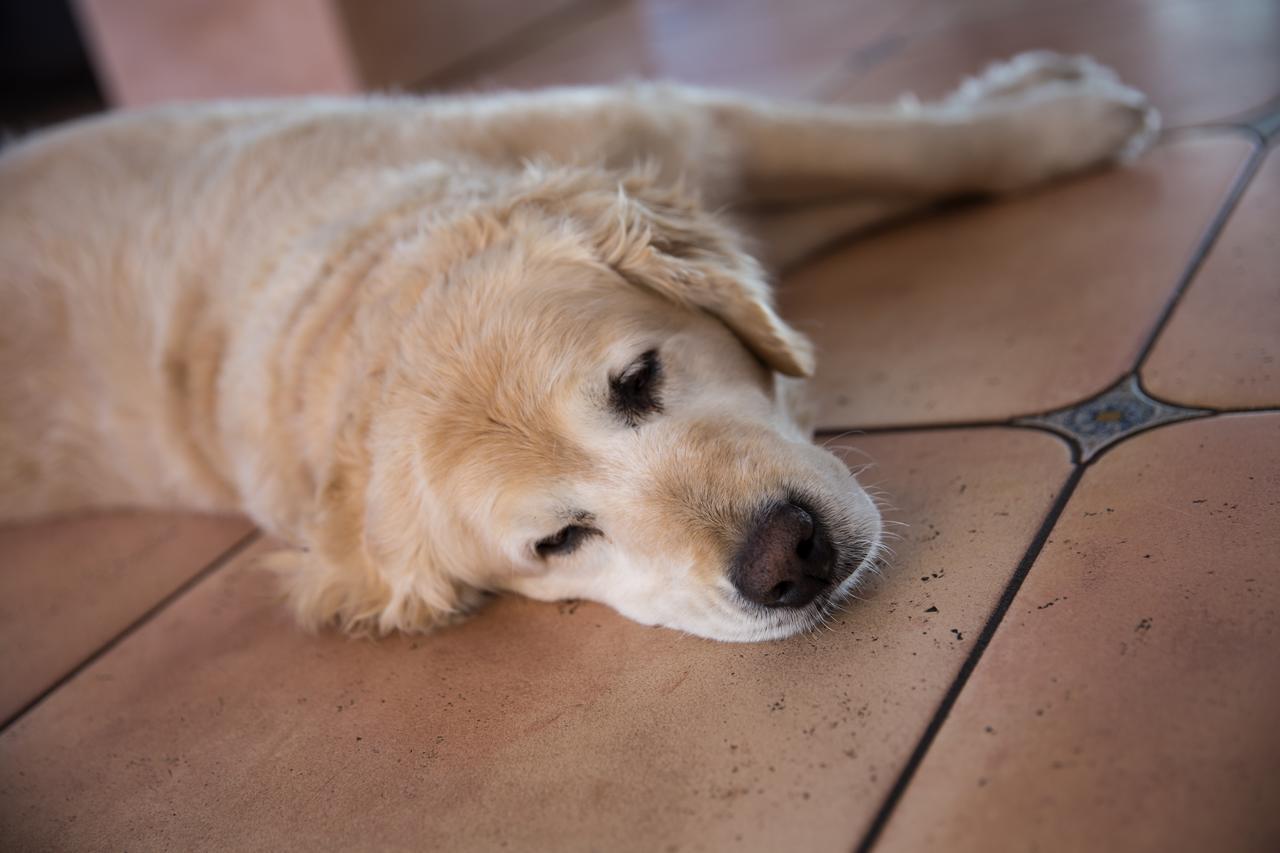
[778,134,1251,430]
[1143,147,1280,409]
[876,414,1280,853]
[0,513,252,724]
[0,428,1071,852]
[829,0,1280,128]
[430,0,913,97]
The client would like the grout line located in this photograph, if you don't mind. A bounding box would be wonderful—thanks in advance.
[815,394,1280,450]
[817,419,1083,460]
[1133,374,1280,418]
[1183,403,1280,415]
[817,418,1022,437]
[1130,135,1268,371]
[1255,110,1280,141]
[410,0,625,92]
[0,529,261,734]
[853,464,1086,853]
[1208,92,1280,138]
[819,394,1280,474]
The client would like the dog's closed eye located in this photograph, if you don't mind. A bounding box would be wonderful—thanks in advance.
[535,524,601,558]
[610,349,663,426]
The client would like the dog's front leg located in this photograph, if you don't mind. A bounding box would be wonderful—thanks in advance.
[708,51,1159,206]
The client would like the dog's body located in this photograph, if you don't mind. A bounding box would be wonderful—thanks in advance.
[0,53,1157,640]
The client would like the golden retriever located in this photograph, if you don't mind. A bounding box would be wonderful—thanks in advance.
[0,52,1157,641]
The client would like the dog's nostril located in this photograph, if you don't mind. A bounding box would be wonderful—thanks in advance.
[770,580,795,602]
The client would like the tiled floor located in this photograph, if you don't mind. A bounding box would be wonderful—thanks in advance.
[2,2,1278,851]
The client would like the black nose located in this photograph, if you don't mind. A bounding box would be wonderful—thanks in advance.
[731,501,836,608]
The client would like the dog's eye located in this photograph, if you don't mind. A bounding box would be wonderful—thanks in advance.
[535,524,599,558]
[610,349,663,425]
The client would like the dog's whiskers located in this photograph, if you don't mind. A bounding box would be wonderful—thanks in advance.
[820,429,867,450]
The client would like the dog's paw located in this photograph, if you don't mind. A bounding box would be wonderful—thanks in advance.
[947,52,1160,174]
[938,55,1160,191]
[1003,77,1160,182]
[945,50,1120,107]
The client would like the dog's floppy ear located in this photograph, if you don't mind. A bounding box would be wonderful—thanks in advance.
[593,181,815,378]
[265,424,478,636]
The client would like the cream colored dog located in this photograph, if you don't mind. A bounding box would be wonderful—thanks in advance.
[0,53,1157,641]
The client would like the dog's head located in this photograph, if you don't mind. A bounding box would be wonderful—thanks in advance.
[293,169,882,641]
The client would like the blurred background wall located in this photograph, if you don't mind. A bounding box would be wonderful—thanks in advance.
[4,0,1278,136]
[0,0,585,130]
[74,0,581,106]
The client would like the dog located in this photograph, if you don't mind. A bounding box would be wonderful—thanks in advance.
[0,52,1157,641]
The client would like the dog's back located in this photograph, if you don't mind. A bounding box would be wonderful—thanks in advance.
[0,108,271,518]
[1,96,572,520]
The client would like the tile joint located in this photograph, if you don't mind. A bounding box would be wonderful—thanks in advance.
[1243,97,1280,140]
[1015,374,1209,462]
[0,529,261,734]
[855,465,1086,853]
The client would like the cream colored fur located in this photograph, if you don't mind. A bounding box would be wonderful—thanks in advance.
[0,53,1158,640]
